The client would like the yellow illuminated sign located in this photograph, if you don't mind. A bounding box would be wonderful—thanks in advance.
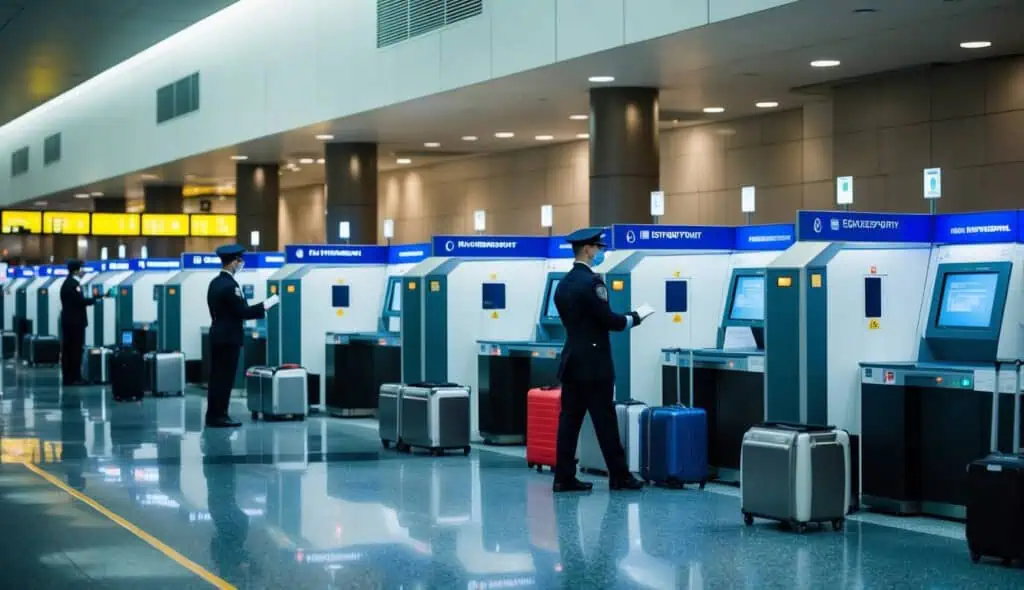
[611,280,625,291]
[1,210,42,234]
[190,214,236,237]
[810,273,823,288]
[141,213,189,237]
[182,184,237,198]
[92,213,141,236]
[776,276,793,288]
[43,211,90,234]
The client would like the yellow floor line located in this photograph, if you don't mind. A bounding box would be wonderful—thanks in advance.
[20,461,236,590]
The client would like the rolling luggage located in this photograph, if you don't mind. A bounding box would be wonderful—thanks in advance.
[966,360,1024,565]
[144,351,185,397]
[23,334,60,366]
[740,422,850,532]
[579,400,646,475]
[245,365,308,421]
[526,386,561,472]
[82,347,112,384]
[398,382,471,456]
[378,383,403,448]
[110,348,145,402]
[1,331,15,360]
[639,405,708,489]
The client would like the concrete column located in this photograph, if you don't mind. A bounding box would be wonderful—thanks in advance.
[588,87,660,226]
[143,184,185,258]
[324,143,377,244]
[235,163,280,250]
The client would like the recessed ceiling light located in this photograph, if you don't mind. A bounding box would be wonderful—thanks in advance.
[291,167,302,172]
[316,158,325,164]
[810,59,841,68]
[299,158,315,165]
[703,107,725,113]
[396,158,412,165]
[576,133,590,139]
[569,114,589,121]
[756,101,780,108]
[424,142,441,148]
[35,201,47,207]
[231,155,248,161]
[588,76,615,83]
[495,132,514,139]
[91,191,104,197]
[462,135,478,141]
[960,41,992,49]
[535,135,554,141]
[315,134,335,141]
[74,193,90,199]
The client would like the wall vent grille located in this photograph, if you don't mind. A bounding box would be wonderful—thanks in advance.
[377,0,482,48]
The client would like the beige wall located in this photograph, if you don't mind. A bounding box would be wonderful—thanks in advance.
[279,183,326,246]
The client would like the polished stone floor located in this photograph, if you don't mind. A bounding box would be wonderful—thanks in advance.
[0,364,1021,589]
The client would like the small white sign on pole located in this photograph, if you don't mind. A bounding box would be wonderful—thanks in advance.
[250,230,261,248]
[540,205,553,229]
[117,244,127,259]
[383,219,395,240]
[140,246,149,259]
[473,210,486,232]
[741,186,756,213]
[338,221,351,240]
[924,168,942,199]
[100,247,109,261]
[650,191,665,217]
[836,176,854,206]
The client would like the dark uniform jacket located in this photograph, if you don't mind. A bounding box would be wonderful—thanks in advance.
[207,271,265,347]
[60,276,98,330]
[554,261,630,383]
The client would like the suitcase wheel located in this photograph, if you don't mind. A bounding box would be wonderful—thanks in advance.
[463,446,470,456]
[743,512,754,527]
[396,442,410,453]
[382,440,391,449]
[832,518,844,532]
[251,412,259,421]
[527,462,534,469]
[429,448,442,457]
[792,521,807,534]
[699,480,707,490]
[969,548,981,564]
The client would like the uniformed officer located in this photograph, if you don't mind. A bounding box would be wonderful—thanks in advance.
[60,259,108,386]
[206,245,279,428]
[552,227,646,492]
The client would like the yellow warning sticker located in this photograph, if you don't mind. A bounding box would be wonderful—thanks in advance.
[490,311,499,319]
[868,318,880,330]
[672,313,682,323]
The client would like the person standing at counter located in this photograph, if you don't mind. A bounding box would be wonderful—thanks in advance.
[59,259,108,386]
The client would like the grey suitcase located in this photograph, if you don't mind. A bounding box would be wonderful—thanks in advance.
[741,422,850,532]
[82,347,112,384]
[378,383,403,448]
[398,383,471,456]
[144,351,185,397]
[245,365,307,421]
[579,400,647,475]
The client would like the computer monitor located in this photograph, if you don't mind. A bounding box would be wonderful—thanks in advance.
[543,278,561,319]
[331,285,350,308]
[728,275,765,322]
[482,283,506,310]
[120,330,134,347]
[936,272,999,329]
[242,284,255,299]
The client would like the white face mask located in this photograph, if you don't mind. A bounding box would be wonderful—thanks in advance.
[234,261,245,274]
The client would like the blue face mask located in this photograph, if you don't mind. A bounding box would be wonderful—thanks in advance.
[592,249,606,268]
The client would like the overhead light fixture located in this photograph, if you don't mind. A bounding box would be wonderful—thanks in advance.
[424,142,441,148]
[495,132,514,139]
[396,158,412,165]
[588,76,615,83]
[960,41,992,49]
[569,114,589,121]
[703,107,725,113]
[291,167,302,172]
[462,135,478,141]
[810,59,841,68]
[231,155,248,161]
[91,191,104,197]
[756,101,780,108]
[74,193,90,199]
[316,158,325,164]
[35,201,48,207]
[576,133,590,139]
[315,134,335,140]
[299,158,315,165]
[535,135,554,141]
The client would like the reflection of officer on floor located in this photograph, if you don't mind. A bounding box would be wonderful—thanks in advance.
[205,244,279,428]
[552,228,644,493]
[554,494,628,588]
[59,389,88,490]
[202,429,251,584]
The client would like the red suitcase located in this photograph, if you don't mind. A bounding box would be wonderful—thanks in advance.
[527,386,561,472]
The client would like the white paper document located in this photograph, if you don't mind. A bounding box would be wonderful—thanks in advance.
[635,303,655,320]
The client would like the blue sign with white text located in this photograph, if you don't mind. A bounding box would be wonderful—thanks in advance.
[387,243,430,265]
[182,253,223,269]
[735,224,795,251]
[105,259,143,272]
[796,211,933,243]
[15,267,36,278]
[285,245,389,265]
[611,225,735,250]
[138,258,181,271]
[547,236,576,259]
[82,262,99,273]
[1019,210,1024,243]
[52,267,69,277]
[934,211,1019,244]
[244,252,286,268]
[432,236,550,258]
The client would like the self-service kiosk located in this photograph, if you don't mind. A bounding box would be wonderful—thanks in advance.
[22,266,54,338]
[856,210,1024,519]
[324,244,429,417]
[87,260,136,347]
[401,235,555,442]
[115,258,181,352]
[36,266,70,337]
[5,267,35,338]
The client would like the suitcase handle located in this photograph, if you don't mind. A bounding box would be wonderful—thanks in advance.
[760,421,835,433]
[407,382,461,388]
[992,360,1024,454]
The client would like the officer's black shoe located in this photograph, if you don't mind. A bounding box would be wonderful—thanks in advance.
[552,478,593,493]
[609,474,645,490]
[205,417,242,428]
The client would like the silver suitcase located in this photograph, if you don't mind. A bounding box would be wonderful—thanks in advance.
[398,383,471,456]
[245,365,307,421]
[144,351,185,397]
[741,422,850,532]
[378,383,403,448]
[578,400,646,475]
[82,347,112,384]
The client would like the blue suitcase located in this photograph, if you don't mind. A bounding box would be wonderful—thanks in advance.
[639,405,708,489]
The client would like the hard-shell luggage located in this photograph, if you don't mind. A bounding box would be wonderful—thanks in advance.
[579,400,647,475]
[526,386,561,472]
[639,405,708,489]
[1,331,15,360]
[23,334,60,366]
[144,351,185,397]
[398,382,471,456]
[82,347,112,384]
[110,348,145,402]
[379,383,403,448]
[741,422,850,532]
[245,365,308,421]
[966,360,1024,565]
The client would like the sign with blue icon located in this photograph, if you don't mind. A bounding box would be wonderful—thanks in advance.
[387,243,430,265]
[182,253,223,269]
[138,258,181,271]
[796,211,933,243]
[285,245,389,265]
[735,224,795,251]
[547,236,576,259]
[15,267,35,278]
[611,225,735,250]
[243,252,286,268]
[934,210,1018,244]
[924,168,942,199]
[836,176,854,205]
[105,259,144,272]
[432,235,550,258]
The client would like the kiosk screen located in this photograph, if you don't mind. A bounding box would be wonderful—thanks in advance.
[937,272,998,328]
[729,275,765,321]
[544,279,561,318]
[388,279,402,312]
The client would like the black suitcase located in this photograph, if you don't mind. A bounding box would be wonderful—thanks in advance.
[1,331,15,360]
[966,360,1024,565]
[110,347,145,402]
[23,334,60,366]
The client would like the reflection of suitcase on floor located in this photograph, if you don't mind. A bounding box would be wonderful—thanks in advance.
[245,365,308,420]
[144,351,185,397]
[580,400,647,475]
[527,386,561,472]
[82,347,111,384]
[639,405,708,489]
[398,383,471,456]
[110,348,145,402]
[23,334,60,366]
[741,422,849,532]
[966,360,1024,565]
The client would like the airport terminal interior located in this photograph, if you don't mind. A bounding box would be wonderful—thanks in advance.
[1,0,1024,588]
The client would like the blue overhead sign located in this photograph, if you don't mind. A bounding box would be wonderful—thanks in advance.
[735,224,795,251]
[387,243,430,264]
[182,253,222,269]
[82,262,99,273]
[244,252,286,268]
[432,235,549,258]
[934,210,1019,245]
[796,211,932,243]
[138,258,181,271]
[285,245,389,265]
[52,267,69,277]
[611,224,735,250]
[14,267,36,278]
[106,259,142,272]
[547,236,575,259]
[1019,210,1024,243]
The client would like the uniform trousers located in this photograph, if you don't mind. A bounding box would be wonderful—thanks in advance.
[207,342,241,421]
[554,378,629,481]
[60,324,85,383]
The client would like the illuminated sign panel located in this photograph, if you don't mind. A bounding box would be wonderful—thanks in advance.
[43,212,90,234]
[91,213,141,236]
[190,214,236,237]
[1,211,42,234]
[141,214,189,236]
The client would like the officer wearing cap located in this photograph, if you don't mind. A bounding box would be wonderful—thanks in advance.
[60,259,108,386]
[206,244,280,428]
[551,227,645,492]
